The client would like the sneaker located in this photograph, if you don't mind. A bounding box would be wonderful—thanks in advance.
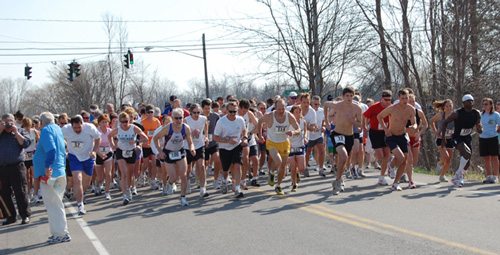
[127,188,133,200]
[172,183,177,192]
[200,189,210,198]
[493,176,499,184]
[241,181,248,190]
[78,205,86,215]
[304,168,310,177]
[451,174,460,187]
[439,175,449,182]
[221,181,228,194]
[296,173,301,183]
[82,193,87,204]
[268,172,275,186]
[166,182,174,195]
[345,169,352,179]
[275,186,284,195]
[180,197,189,206]
[319,168,326,177]
[100,185,105,192]
[234,191,244,198]
[105,192,111,200]
[400,173,409,183]
[64,191,71,200]
[206,165,214,176]
[378,176,389,186]
[458,174,464,187]
[131,187,138,195]
[375,162,381,170]
[48,233,71,244]
[351,166,358,179]
[214,179,221,190]
[158,182,163,191]
[391,183,402,191]
[259,168,266,176]
[291,184,297,192]
[150,180,159,190]
[436,162,443,175]
[357,168,366,178]
[340,178,345,188]
[388,158,395,179]
[483,176,494,184]
[33,195,41,204]
[89,185,95,193]
[250,179,260,187]
[408,181,416,189]
[162,187,169,196]
[186,179,192,194]
[94,187,101,196]
[332,180,341,195]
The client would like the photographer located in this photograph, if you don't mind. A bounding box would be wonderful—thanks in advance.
[0,113,31,225]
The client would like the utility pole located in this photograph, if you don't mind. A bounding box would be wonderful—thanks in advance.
[312,0,323,96]
[202,33,209,99]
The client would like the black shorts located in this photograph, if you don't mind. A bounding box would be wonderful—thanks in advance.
[330,131,354,155]
[162,148,186,164]
[249,145,258,157]
[307,137,324,147]
[369,129,387,149]
[204,145,219,161]
[96,152,113,165]
[156,159,161,167]
[288,146,306,157]
[452,135,472,151]
[219,145,243,171]
[142,147,154,159]
[385,134,409,153]
[24,160,33,169]
[354,133,362,143]
[258,143,266,153]
[435,138,454,149]
[479,137,499,157]
[65,157,72,177]
[115,148,137,164]
[187,147,205,164]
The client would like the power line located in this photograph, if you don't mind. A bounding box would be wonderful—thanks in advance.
[0,17,270,23]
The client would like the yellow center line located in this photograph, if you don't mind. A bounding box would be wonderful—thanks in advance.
[249,187,497,255]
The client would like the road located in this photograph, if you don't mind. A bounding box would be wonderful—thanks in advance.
[2,167,500,255]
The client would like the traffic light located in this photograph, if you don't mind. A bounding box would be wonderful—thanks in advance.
[68,63,74,81]
[74,63,81,77]
[129,50,134,65]
[124,52,130,69]
[24,65,32,80]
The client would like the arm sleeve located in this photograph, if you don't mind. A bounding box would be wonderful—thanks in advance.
[19,129,31,148]
[40,129,57,168]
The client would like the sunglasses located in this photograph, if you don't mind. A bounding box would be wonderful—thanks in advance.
[60,122,67,125]
[228,110,237,114]
[192,112,201,115]
[147,111,154,114]
[383,98,392,101]
[83,117,90,120]
[174,117,183,120]
[120,120,128,124]
[290,97,297,100]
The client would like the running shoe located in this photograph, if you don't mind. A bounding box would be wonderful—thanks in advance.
[493,176,499,184]
[64,190,71,200]
[332,180,341,195]
[250,179,260,187]
[158,182,163,191]
[378,176,389,186]
[345,169,352,179]
[296,173,301,183]
[408,181,416,189]
[375,162,382,169]
[241,181,248,190]
[234,191,244,198]
[89,184,95,193]
[172,183,177,192]
[351,166,358,179]
[331,165,337,174]
[166,182,174,195]
[127,188,133,200]
[319,168,326,177]
[275,186,284,195]
[47,234,71,244]
[180,197,189,206]
[221,181,228,194]
[131,187,138,195]
[105,192,111,200]
[150,180,159,190]
[78,205,86,216]
[33,195,41,204]
[291,184,297,192]
[200,189,209,198]
[214,179,221,190]
[439,175,448,182]
[268,172,275,186]
[483,176,494,184]
[458,174,464,187]
[304,168,310,177]
[94,188,101,196]
[400,173,409,183]
[162,187,169,196]
[357,167,366,178]
[451,174,463,187]
[206,165,214,176]
[391,183,402,191]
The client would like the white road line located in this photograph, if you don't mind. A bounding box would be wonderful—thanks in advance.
[65,202,110,255]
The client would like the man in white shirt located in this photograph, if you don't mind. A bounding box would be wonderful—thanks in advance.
[62,116,101,215]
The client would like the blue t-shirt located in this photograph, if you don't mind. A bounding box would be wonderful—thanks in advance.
[480,112,500,139]
[33,123,67,178]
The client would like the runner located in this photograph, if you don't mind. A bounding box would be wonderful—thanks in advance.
[108,112,148,205]
[95,114,113,200]
[479,98,500,184]
[299,93,317,177]
[324,87,362,195]
[247,107,261,186]
[258,99,301,195]
[430,99,455,182]
[184,103,209,197]
[376,89,417,191]
[307,95,326,176]
[214,102,248,198]
[288,105,307,191]
[237,99,258,190]
[21,118,39,201]
[141,104,161,190]
[256,102,270,176]
[363,90,393,185]
[441,94,482,187]
[201,99,222,190]
[62,116,102,215]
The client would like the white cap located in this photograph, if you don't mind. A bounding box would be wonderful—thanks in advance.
[462,94,474,102]
[289,91,298,97]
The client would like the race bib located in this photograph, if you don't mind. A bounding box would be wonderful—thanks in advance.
[460,128,472,136]
[334,135,345,144]
[378,122,389,130]
[169,151,182,160]
[99,146,110,153]
[71,141,84,150]
[122,150,134,158]
[208,134,213,142]
[147,130,155,137]
[25,151,34,160]
[290,147,303,153]
[192,134,200,142]
[275,126,287,133]
[445,129,454,136]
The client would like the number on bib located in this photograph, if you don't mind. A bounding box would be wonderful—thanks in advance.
[192,134,200,141]
[71,141,83,150]
[334,135,345,144]
[445,129,454,136]
[122,150,134,158]
[99,146,110,153]
[169,151,182,160]
[276,126,286,133]
[25,151,34,160]
[460,128,472,136]
[147,130,155,137]
[208,134,213,142]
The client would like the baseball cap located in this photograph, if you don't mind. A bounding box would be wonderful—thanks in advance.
[145,105,154,113]
[169,95,177,101]
[327,95,334,101]
[462,94,474,102]
[289,92,298,97]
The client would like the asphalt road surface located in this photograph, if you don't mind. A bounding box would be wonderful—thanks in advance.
[2,167,500,255]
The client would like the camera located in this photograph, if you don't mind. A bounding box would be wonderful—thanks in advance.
[5,122,13,128]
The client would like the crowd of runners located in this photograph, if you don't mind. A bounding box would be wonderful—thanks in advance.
[7,88,500,214]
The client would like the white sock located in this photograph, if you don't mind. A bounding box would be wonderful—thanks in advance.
[235,185,240,192]
[457,157,468,175]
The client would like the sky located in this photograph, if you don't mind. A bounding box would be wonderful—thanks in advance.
[0,0,273,89]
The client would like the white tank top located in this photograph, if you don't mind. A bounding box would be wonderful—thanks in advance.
[184,116,206,149]
[289,118,305,148]
[268,111,290,143]
[25,129,37,152]
[117,125,136,151]
[164,124,187,151]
